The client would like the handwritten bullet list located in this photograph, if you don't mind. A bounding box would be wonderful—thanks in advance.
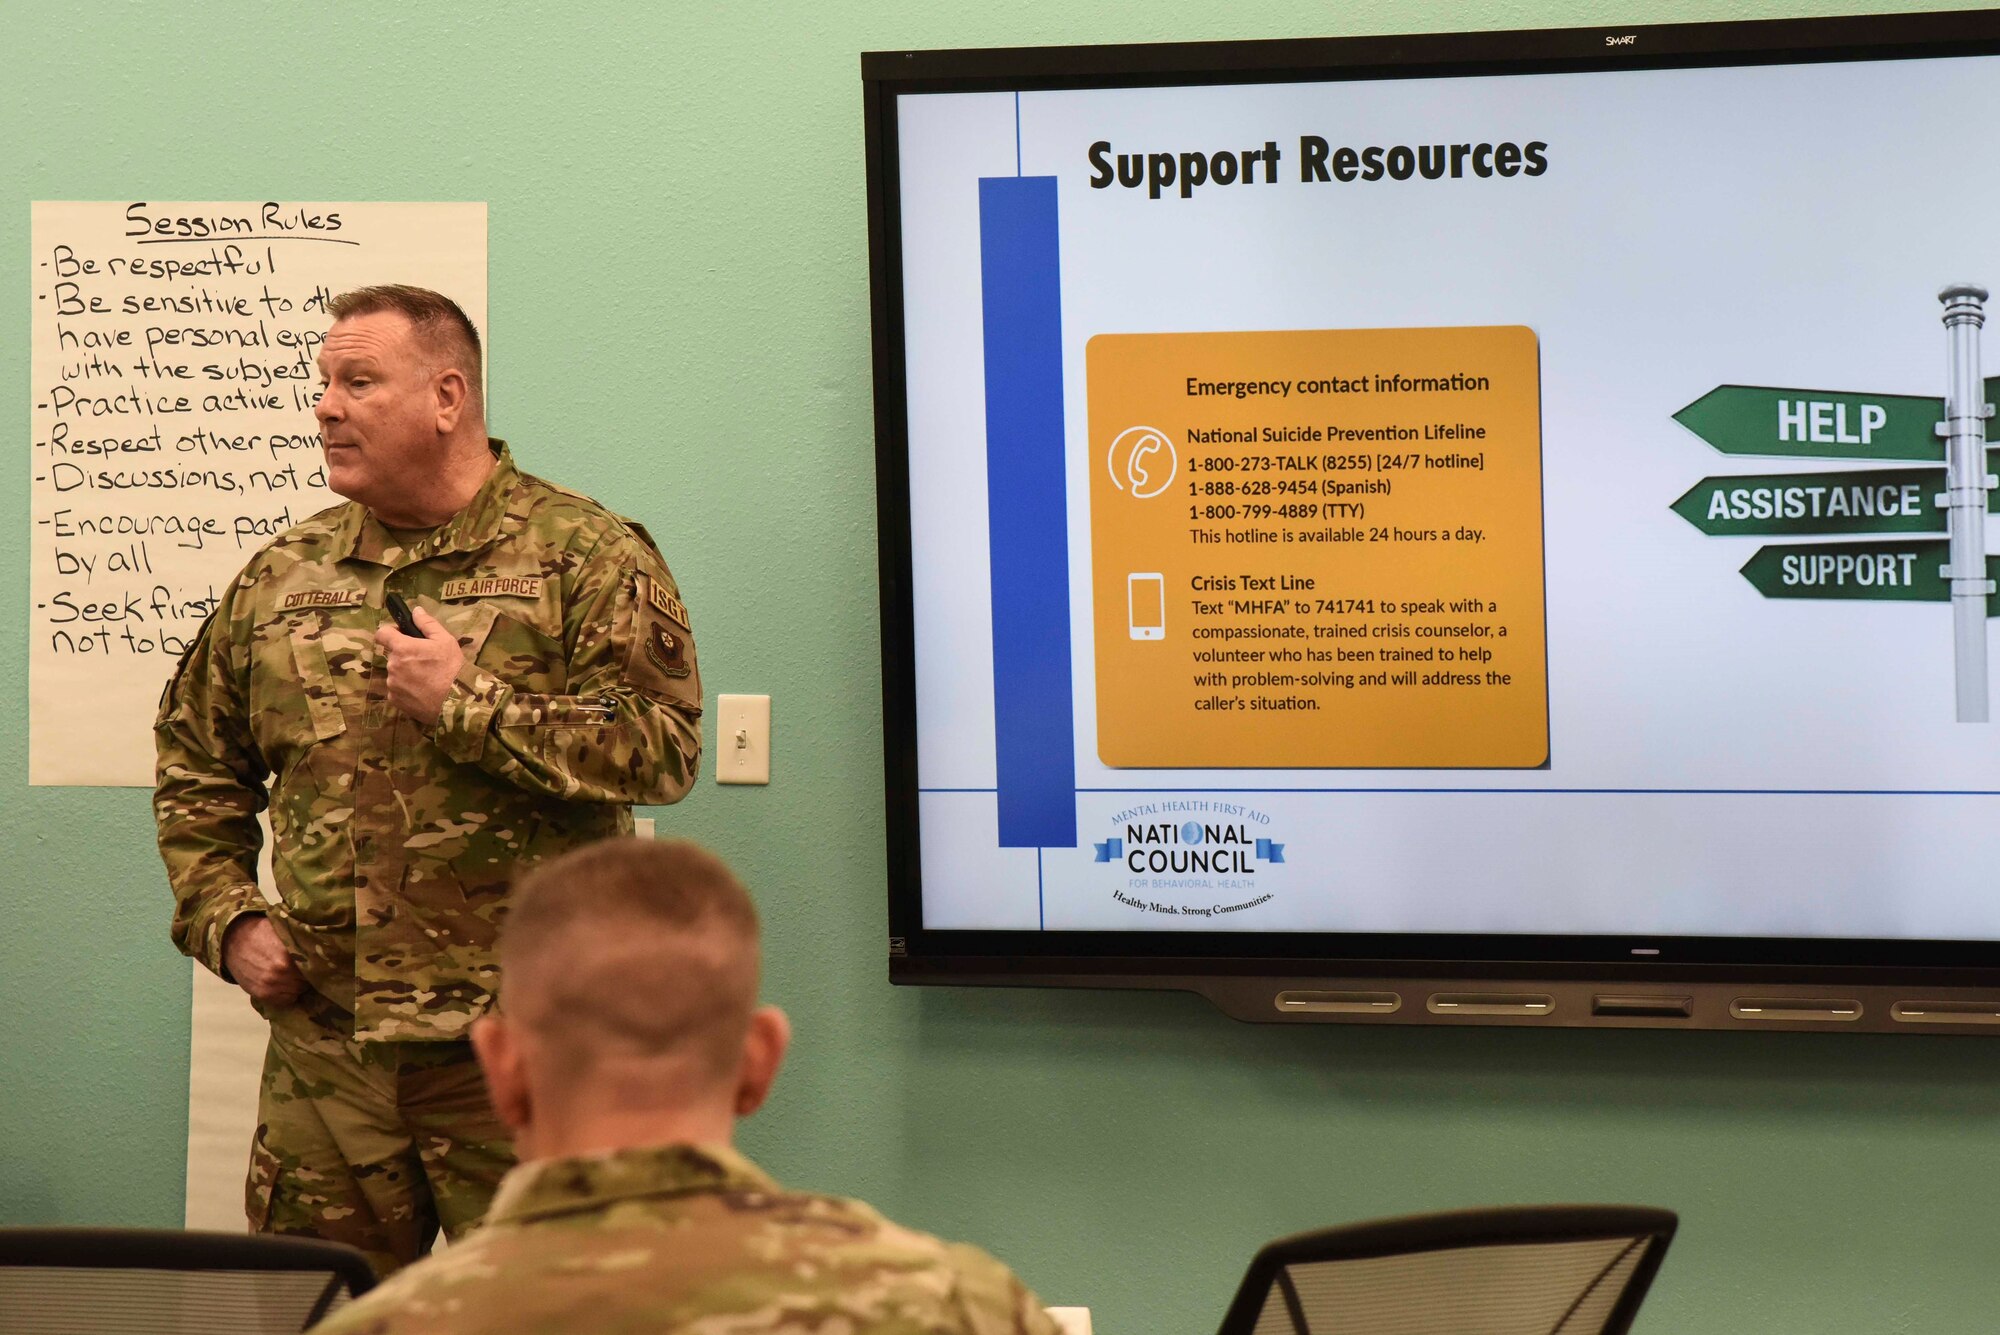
[31,201,486,784]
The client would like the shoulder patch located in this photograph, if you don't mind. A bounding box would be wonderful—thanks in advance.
[644,622,692,679]
[626,571,701,710]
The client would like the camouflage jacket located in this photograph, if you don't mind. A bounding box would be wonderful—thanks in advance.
[308,1143,1062,1335]
[155,442,703,1041]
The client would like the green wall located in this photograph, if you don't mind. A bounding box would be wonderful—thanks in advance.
[6,3,1999,1331]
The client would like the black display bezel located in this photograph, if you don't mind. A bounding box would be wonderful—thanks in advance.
[863,10,2000,1021]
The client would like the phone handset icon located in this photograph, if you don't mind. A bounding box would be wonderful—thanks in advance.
[1108,426,1176,499]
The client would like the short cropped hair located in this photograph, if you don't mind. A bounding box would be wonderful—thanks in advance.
[328,284,484,402]
[499,839,762,1083]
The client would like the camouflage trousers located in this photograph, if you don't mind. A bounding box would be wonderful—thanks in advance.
[249,993,517,1277]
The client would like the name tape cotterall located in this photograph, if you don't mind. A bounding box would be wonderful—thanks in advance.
[280,589,366,611]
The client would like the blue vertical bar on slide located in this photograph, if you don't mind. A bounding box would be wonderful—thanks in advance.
[979,175,1076,849]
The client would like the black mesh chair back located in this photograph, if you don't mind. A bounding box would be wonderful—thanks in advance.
[0,1227,376,1334]
[1216,1205,1677,1335]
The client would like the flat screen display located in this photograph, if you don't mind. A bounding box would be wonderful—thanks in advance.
[865,13,2000,1028]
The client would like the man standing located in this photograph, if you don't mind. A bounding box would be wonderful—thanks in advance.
[155,286,703,1274]
[311,838,1063,1335]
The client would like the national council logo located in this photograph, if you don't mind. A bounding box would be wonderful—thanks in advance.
[1093,801,1287,919]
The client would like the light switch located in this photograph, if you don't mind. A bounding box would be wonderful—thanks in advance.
[716,694,771,784]
[634,817,656,839]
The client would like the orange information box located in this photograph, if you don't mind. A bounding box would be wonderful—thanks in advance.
[1088,326,1548,769]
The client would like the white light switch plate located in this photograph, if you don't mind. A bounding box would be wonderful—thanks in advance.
[1047,1309,1092,1335]
[634,817,656,839]
[716,694,771,784]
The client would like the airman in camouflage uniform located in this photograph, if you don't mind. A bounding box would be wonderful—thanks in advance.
[155,287,702,1275]
[310,839,1061,1335]
[309,1143,1060,1335]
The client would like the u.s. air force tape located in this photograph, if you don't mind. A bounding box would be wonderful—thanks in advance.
[440,576,545,600]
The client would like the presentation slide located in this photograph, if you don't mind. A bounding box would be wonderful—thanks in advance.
[896,55,2000,942]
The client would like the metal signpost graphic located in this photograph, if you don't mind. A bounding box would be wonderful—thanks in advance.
[1672,285,1997,721]
[1938,285,1994,721]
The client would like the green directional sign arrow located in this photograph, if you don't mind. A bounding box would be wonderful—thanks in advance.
[1676,377,2000,460]
[1675,386,1944,460]
[1674,467,1943,535]
[1739,540,2000,611]
[1741,539,1949,603]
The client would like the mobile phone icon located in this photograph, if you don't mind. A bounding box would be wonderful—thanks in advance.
[1128,572,1165,640]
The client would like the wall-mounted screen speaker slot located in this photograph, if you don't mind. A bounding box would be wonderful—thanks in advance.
[1274,990,1401,1015]
[1427,993,1554,1016]
[1730,998,1861,1022]
[1891,1000,2000,1025]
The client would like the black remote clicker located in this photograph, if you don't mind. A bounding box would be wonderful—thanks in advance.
[385,592,423,638]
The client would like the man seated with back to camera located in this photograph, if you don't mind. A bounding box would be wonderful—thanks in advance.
[311,837,1062,1335]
